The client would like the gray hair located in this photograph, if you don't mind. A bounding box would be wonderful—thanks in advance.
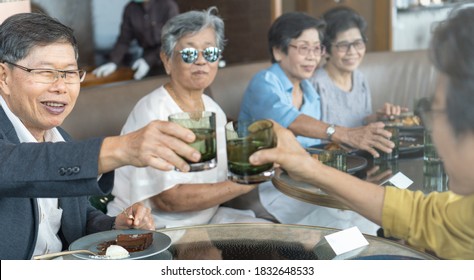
[161,6,225,58]
[0,13,78,64]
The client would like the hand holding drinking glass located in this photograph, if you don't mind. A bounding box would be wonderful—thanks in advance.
[225,119,277,184]
[168,111,217,172]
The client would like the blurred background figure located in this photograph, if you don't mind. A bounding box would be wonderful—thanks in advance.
[93,0,179,80]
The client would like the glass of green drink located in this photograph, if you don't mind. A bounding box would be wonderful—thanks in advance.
[374,123,400,162]
[225,119,277,184]
[168,111,217,172]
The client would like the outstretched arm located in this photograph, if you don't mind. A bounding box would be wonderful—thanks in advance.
[98,120,200,174]
[249,121,385,225]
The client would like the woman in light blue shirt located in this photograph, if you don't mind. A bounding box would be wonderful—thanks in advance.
[240,63,322,148]
[238,12,384,235]
[239,12,394,156]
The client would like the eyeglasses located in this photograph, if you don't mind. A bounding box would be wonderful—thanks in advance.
[333,39,366,53]
[179,47,222,64]
[288,44,326,57]
[3,61,86,84]
[415,96,445,131]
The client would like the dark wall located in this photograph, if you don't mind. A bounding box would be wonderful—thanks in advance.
[175,0,272,64]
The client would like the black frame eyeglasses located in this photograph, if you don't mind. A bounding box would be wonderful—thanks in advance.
[333,39,366,53]
[288,44,326,57]
[415,96,445,131]
[3,61,86,84]
[179,47,222,64]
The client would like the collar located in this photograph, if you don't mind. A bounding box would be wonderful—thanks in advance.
[269,63,317,103]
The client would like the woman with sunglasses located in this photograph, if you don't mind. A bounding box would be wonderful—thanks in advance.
[310,7,405,128]
[107,7,270,227]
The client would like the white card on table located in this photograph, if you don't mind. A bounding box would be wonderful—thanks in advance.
[324,226,369,256]
[381,171,413,189]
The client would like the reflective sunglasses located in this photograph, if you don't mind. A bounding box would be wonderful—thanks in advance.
[179,47,222,64]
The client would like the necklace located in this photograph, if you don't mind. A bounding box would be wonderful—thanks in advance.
[292,85,303,109]
[165,83,205,112]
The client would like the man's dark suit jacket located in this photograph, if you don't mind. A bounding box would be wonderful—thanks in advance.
[0,106,116,259]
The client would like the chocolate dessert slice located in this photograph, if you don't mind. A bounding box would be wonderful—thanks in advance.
[97,232,154,254]
[116,232,154,252]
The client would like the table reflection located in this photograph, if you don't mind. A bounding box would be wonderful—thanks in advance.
[272,147,449,210]
[158,223,437,260]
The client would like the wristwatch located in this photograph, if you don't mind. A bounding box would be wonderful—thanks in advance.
[326,124,336,141]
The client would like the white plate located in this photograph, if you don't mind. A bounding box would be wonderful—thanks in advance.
[69,229,171,260]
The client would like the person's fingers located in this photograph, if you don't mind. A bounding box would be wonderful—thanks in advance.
[384,103,392,115]
[152,123,201,162]
[153,120,196,144]
[363,145,380,158]
[131,204,152,228]
[146,121,201,167]
[147,151,190,172]
[118,121,200,171]
[390,105,399,115]
[373,123,392,139]
[371,139,393,154]
[249,146,279,166]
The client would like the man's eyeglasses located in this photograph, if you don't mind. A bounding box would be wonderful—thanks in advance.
[288,44,326,57]
[3,61,86,84]
[179,47,222,64]
[333,39,366,53]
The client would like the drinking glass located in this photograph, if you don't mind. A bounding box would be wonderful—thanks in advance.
[168,111,217,172]
[375,124,400,162]
[423,129,441,162]
[423,160,448,192]
[225,119,277,184]
[308,148,347,172]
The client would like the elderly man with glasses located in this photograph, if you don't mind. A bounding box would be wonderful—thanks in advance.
[0,12,202,260]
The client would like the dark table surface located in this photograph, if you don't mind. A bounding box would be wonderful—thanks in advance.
[158,223,437,260]
[272,129,448,210]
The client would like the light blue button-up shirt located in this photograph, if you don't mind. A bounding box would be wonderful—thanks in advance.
[239,63,322,148]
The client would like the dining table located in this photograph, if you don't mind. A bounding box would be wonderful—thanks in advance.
[272,128,448,210]
[47,223,437,260]
[158,223,437,260]
[49,129,442,261]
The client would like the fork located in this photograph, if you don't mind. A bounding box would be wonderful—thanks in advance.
[122,207,135,220]
[33,249,99,260]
